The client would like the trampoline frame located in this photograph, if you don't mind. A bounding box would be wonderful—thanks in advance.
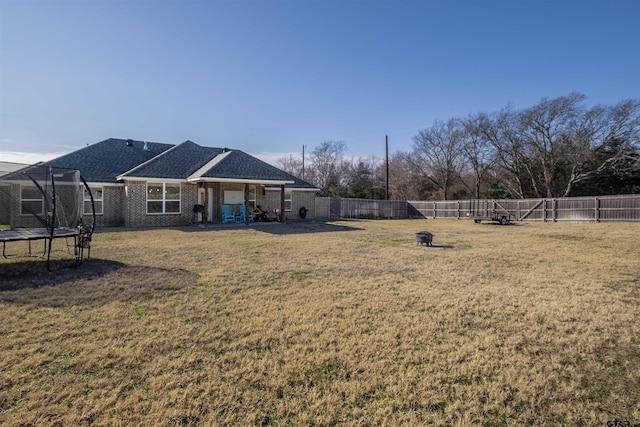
[0,167,95,271]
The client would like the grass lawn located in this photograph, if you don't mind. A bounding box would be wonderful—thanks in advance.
[1,219,639,426]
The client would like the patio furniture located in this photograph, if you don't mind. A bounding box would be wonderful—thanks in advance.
[221,205,236,224]
[237,205,253,223]
[237,205,254,223]
[237,205,246,223]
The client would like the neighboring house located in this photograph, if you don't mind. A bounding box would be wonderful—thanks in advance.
[0,162,30,225]
[0,161,29,177]
[19,138,317,227]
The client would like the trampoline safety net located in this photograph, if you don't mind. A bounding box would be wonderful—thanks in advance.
[0,165,95,270]
[0,165,85,230]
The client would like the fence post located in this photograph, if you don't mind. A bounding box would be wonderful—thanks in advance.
[595,197,600,222]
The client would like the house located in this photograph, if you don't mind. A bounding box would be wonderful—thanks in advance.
[0,162,29,177]
[33,138,317,227]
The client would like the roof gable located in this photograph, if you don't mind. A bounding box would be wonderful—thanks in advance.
[45,138,173,183]
[191,150,305,185]
[119,140,221,180]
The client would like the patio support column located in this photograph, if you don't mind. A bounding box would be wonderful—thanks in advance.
[203,183,209,227]
[244,184,250,224]
[280,184,286,223]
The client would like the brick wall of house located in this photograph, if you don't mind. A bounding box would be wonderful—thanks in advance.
[83,185,126,227]
[3,184,30,228]
[0,184,13,225]
[4,181,132,229]
[124,181,197,227]
[124,181,145,227]
[104,186,126,226]
[293,191,317,220]
[183,183,199,224]
[263,188,316,220]
[3,182,107,229]
[4,179,317,228]
[260,188,282,215]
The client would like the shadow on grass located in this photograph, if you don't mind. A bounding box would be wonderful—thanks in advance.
[473,221,523,226]
[177,220,365,235]
[0,258,199,307]
[418,244,455,249]
[251,220,365,235]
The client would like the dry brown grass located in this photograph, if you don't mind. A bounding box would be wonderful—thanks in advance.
[1,219,638,426]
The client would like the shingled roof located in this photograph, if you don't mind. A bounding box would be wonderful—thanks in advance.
[44,138,317,190]
[46,138,173,183]
[119,140,222,180]
[188,149,316,189]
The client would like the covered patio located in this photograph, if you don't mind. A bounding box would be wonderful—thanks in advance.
[191,179,294,226]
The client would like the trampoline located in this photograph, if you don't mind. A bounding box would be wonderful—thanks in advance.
[0,165,95,271]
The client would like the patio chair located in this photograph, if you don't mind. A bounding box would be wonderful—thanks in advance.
[221,205,236,224]
[236,205,247,223]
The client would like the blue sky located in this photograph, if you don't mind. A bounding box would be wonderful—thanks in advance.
[1,0,639,165]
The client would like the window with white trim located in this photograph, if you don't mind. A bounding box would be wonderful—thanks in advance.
[21,185,44,216]
[147,183,181,214]
[284,189,292,212]
[84,186,103,215]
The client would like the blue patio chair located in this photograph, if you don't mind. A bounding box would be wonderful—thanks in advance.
[221,205,236,224]
[238,205,248,223]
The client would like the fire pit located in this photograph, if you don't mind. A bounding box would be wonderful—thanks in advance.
[415,231,433,247]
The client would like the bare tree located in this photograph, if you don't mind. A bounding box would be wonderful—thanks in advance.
[298,94,639,201]
[517,93,587,197]
[561,99,640,196]
[478,107,526,198]
[276,154,304,179]
[411,119,465,200]
[387,150,434,200]
[307,140,349,197]
[460,113,497,199]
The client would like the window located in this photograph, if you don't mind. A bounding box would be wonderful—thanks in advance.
[248,185,257,210]
[21,185,44,216]
[84,186,103,215]
[284,189,292,211]
[147,183,181,214]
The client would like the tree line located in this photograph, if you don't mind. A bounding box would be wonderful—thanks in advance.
[278,93,640,200]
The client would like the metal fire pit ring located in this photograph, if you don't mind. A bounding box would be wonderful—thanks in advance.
[415,231,433,247]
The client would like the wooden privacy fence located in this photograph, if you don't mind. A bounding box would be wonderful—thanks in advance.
[315,194,640,222]
[315,197,409,220]
[409,194,640,222]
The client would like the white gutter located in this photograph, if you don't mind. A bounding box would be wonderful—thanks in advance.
[117,177,185,183]
[265,187,319,191]
[187,177,294,185]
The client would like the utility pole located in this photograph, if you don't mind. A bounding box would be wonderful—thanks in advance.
[302,145,305,180]
[385,134,389,200]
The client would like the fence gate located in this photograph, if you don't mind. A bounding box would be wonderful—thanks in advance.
[330,198,342,220]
